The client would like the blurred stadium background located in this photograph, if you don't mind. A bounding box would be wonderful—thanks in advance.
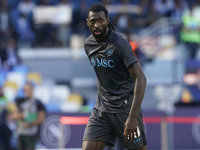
[0,0,200,150]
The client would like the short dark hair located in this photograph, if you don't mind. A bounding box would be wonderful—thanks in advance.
[87,4,108,18]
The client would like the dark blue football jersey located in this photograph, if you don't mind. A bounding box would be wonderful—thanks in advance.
[84,29,138,113]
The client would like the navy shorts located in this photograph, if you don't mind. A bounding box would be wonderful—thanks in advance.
[83,108,147,149]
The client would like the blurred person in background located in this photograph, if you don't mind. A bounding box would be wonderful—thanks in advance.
[17,0,36,16]
[113,0,133,35]
[15,12,35,47]
[0,5,16,47]
[0,0,8,8]
[56,0,73,47]
[132,0,152,32]
[0,86,8,114]
[83,4,147,150]
[180,2,200,59]
[0,38,21,70]
[171,0,188,43]
[171,0,188,21]
[13,82,46,150]
[32,0,61,47]
[72,1,89,38]
[38,0,50,6]
[0,110,13,150]
[114,12,133,35]
[120,0,131,5]
[101,0,112,6]
[0,108,17,150]
[154,0,175,17]
[145,2,163,27]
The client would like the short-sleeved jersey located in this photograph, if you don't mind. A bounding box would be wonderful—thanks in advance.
[18,98,46,136]
[84,29,138,113]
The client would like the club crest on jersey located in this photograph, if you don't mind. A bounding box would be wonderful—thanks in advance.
[106,48,113,56]
[91,57,96,67]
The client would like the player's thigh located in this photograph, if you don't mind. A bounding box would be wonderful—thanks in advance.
[83,108,116,146]
[128,145,147,150]
[82,140,107,150]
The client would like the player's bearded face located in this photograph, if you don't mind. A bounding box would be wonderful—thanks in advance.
[90,26,107,39]
[87,11,108,41]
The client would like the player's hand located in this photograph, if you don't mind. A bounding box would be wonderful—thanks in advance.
[123,116,138,142]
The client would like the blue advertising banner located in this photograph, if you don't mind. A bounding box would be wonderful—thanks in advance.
[39,111,165,150]
[172,107,200,149]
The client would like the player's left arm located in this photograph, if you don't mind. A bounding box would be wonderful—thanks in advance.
[123,62,146,141]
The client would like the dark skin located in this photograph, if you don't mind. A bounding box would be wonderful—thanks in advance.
[83,10,147,150]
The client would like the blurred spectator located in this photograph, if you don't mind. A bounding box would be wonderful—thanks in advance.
[133,0,153,31]
[154,0,175,17]
[38,0,51,5]
[71,1,89,38]
[0,86,8,113]
[32,0,62,47]
[180,3,200,59]
[33,23,61,47]
[171,0,188,43]
[55,0,73,47]
[15,12,35,47]
[0,110,15,150]
[13,82,46,150]
[0,6,16,46]
[0,38,21,70]
[59,0,73,7]
[101,0,112,5]
[17,0,36,16]
[171,0,188,21]
[0,0,8,8]
[145,2,163,27]
[114,12,133,34]
[120,0,131,5]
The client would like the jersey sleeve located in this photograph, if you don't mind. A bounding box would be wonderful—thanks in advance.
[36,100,46,112]
[116,38,138,68]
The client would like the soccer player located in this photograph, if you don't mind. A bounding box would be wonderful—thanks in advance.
[82,4,147,150]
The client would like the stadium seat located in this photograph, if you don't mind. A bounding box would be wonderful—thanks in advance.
[0,75,5,86]
[67,93,83,106]
[11,64,30,75]
[4,81,18,91]
[27,72,42,85]
[71,77,97,89]
[45,102,60,112]
[34,85,51,104]
[6,72,26,89]
[60,101,81,112]
[52,85,71,102]
[3,85,18,102]
[42,78,56,86]
[70,34,85,49]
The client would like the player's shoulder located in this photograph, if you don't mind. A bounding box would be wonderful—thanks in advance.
[85,34,96,45]
[111,31,130,47]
